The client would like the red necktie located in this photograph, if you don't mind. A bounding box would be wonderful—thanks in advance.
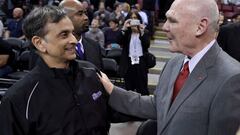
[172,61,189,102]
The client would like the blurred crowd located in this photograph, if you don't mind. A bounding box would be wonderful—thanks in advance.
[0,0,164,96]
[1,0,240,88]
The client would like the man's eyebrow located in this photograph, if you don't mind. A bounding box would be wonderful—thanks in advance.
[57,29,72,36]
[166,14,177,22]
[76,10,87,14]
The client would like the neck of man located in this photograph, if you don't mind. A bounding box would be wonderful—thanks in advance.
[186,37,215,57]
[41,55,70,69]
[75,34,82,41]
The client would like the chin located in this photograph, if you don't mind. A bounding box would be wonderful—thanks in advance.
[81,26,89,33]
[68,55,76,60]
[169,46,178,53]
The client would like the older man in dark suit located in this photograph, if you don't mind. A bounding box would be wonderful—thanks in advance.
[99,0,240,134]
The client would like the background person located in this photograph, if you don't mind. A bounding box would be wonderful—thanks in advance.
[217,20,240,62]
[103,18,122,49]
[0,19,3,37]
[118,10,150,95]
[0,38,14,77]
[85,18,105,48]
[4,7,25,39]
[60,0,103,70]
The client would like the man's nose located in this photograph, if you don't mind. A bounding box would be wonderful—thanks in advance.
[70,33,78,45]
[162,21,169,32]
[83,13,89,21]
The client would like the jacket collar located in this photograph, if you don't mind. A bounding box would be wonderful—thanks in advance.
[35,57,76,79]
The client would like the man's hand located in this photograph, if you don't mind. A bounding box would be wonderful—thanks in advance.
[97,71,114,94]
[0,55,9,67]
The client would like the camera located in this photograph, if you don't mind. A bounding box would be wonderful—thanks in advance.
[130,19,140,26]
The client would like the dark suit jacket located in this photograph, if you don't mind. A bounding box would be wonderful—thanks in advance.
[109,42,240,135]
[80,37,103,70]
[217,22,240,62]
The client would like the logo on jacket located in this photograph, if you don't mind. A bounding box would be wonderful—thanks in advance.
[92,91,102,101]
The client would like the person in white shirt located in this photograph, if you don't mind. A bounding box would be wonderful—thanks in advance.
[117,10,150,95]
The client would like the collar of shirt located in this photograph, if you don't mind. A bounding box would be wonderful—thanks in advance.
[185,39,216,73]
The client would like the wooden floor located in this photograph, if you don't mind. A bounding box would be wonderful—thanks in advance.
[109,122,142,135]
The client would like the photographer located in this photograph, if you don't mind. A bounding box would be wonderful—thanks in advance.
[118,10,150,95]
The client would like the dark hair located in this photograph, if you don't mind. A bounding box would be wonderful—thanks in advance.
[113,2,121,10]
[125,10,143,24]
[108,17,119,25]
[22,5,67,40]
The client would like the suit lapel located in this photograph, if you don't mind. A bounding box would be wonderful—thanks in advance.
[169,61,207,115]
[163,57,184,117]
[82,38,88,59]
[159,61,208,134]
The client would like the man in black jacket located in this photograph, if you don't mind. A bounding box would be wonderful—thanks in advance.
[60,0,103,70]
[217,21,240,62]
[0,6,110,135]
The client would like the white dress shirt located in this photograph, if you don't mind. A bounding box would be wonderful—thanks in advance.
[184,39,215,73]
[129,33,143,65]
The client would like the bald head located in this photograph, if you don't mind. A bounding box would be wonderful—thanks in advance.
[13,8,24,19]
[59,0,82,14]
[171,0,219,32]
[163,0,219,56]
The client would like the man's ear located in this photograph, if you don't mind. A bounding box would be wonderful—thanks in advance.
[31,36,47,53]
[196,18,208,36]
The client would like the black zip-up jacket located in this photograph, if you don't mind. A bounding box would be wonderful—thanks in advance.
[0,58,110,135]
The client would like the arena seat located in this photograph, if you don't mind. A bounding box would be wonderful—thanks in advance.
[136,119,157,135]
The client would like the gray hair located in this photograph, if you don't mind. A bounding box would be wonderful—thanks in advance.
[22,5,67,40]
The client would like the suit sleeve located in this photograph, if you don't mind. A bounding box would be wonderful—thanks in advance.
[108,86,157,119]
[208,74,240,135]
[0,97,29,135]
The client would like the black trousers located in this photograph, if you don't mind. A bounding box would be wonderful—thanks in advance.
[124,57,149,95]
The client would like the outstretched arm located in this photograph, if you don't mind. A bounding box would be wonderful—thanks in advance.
[98,72,157,119]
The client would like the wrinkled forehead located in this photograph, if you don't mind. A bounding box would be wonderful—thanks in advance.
[166,0,196,18]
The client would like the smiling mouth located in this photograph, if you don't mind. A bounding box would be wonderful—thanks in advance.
[167,36,174,40]
[65,47,75,52]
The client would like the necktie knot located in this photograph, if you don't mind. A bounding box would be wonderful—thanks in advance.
[181,61,189,75]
